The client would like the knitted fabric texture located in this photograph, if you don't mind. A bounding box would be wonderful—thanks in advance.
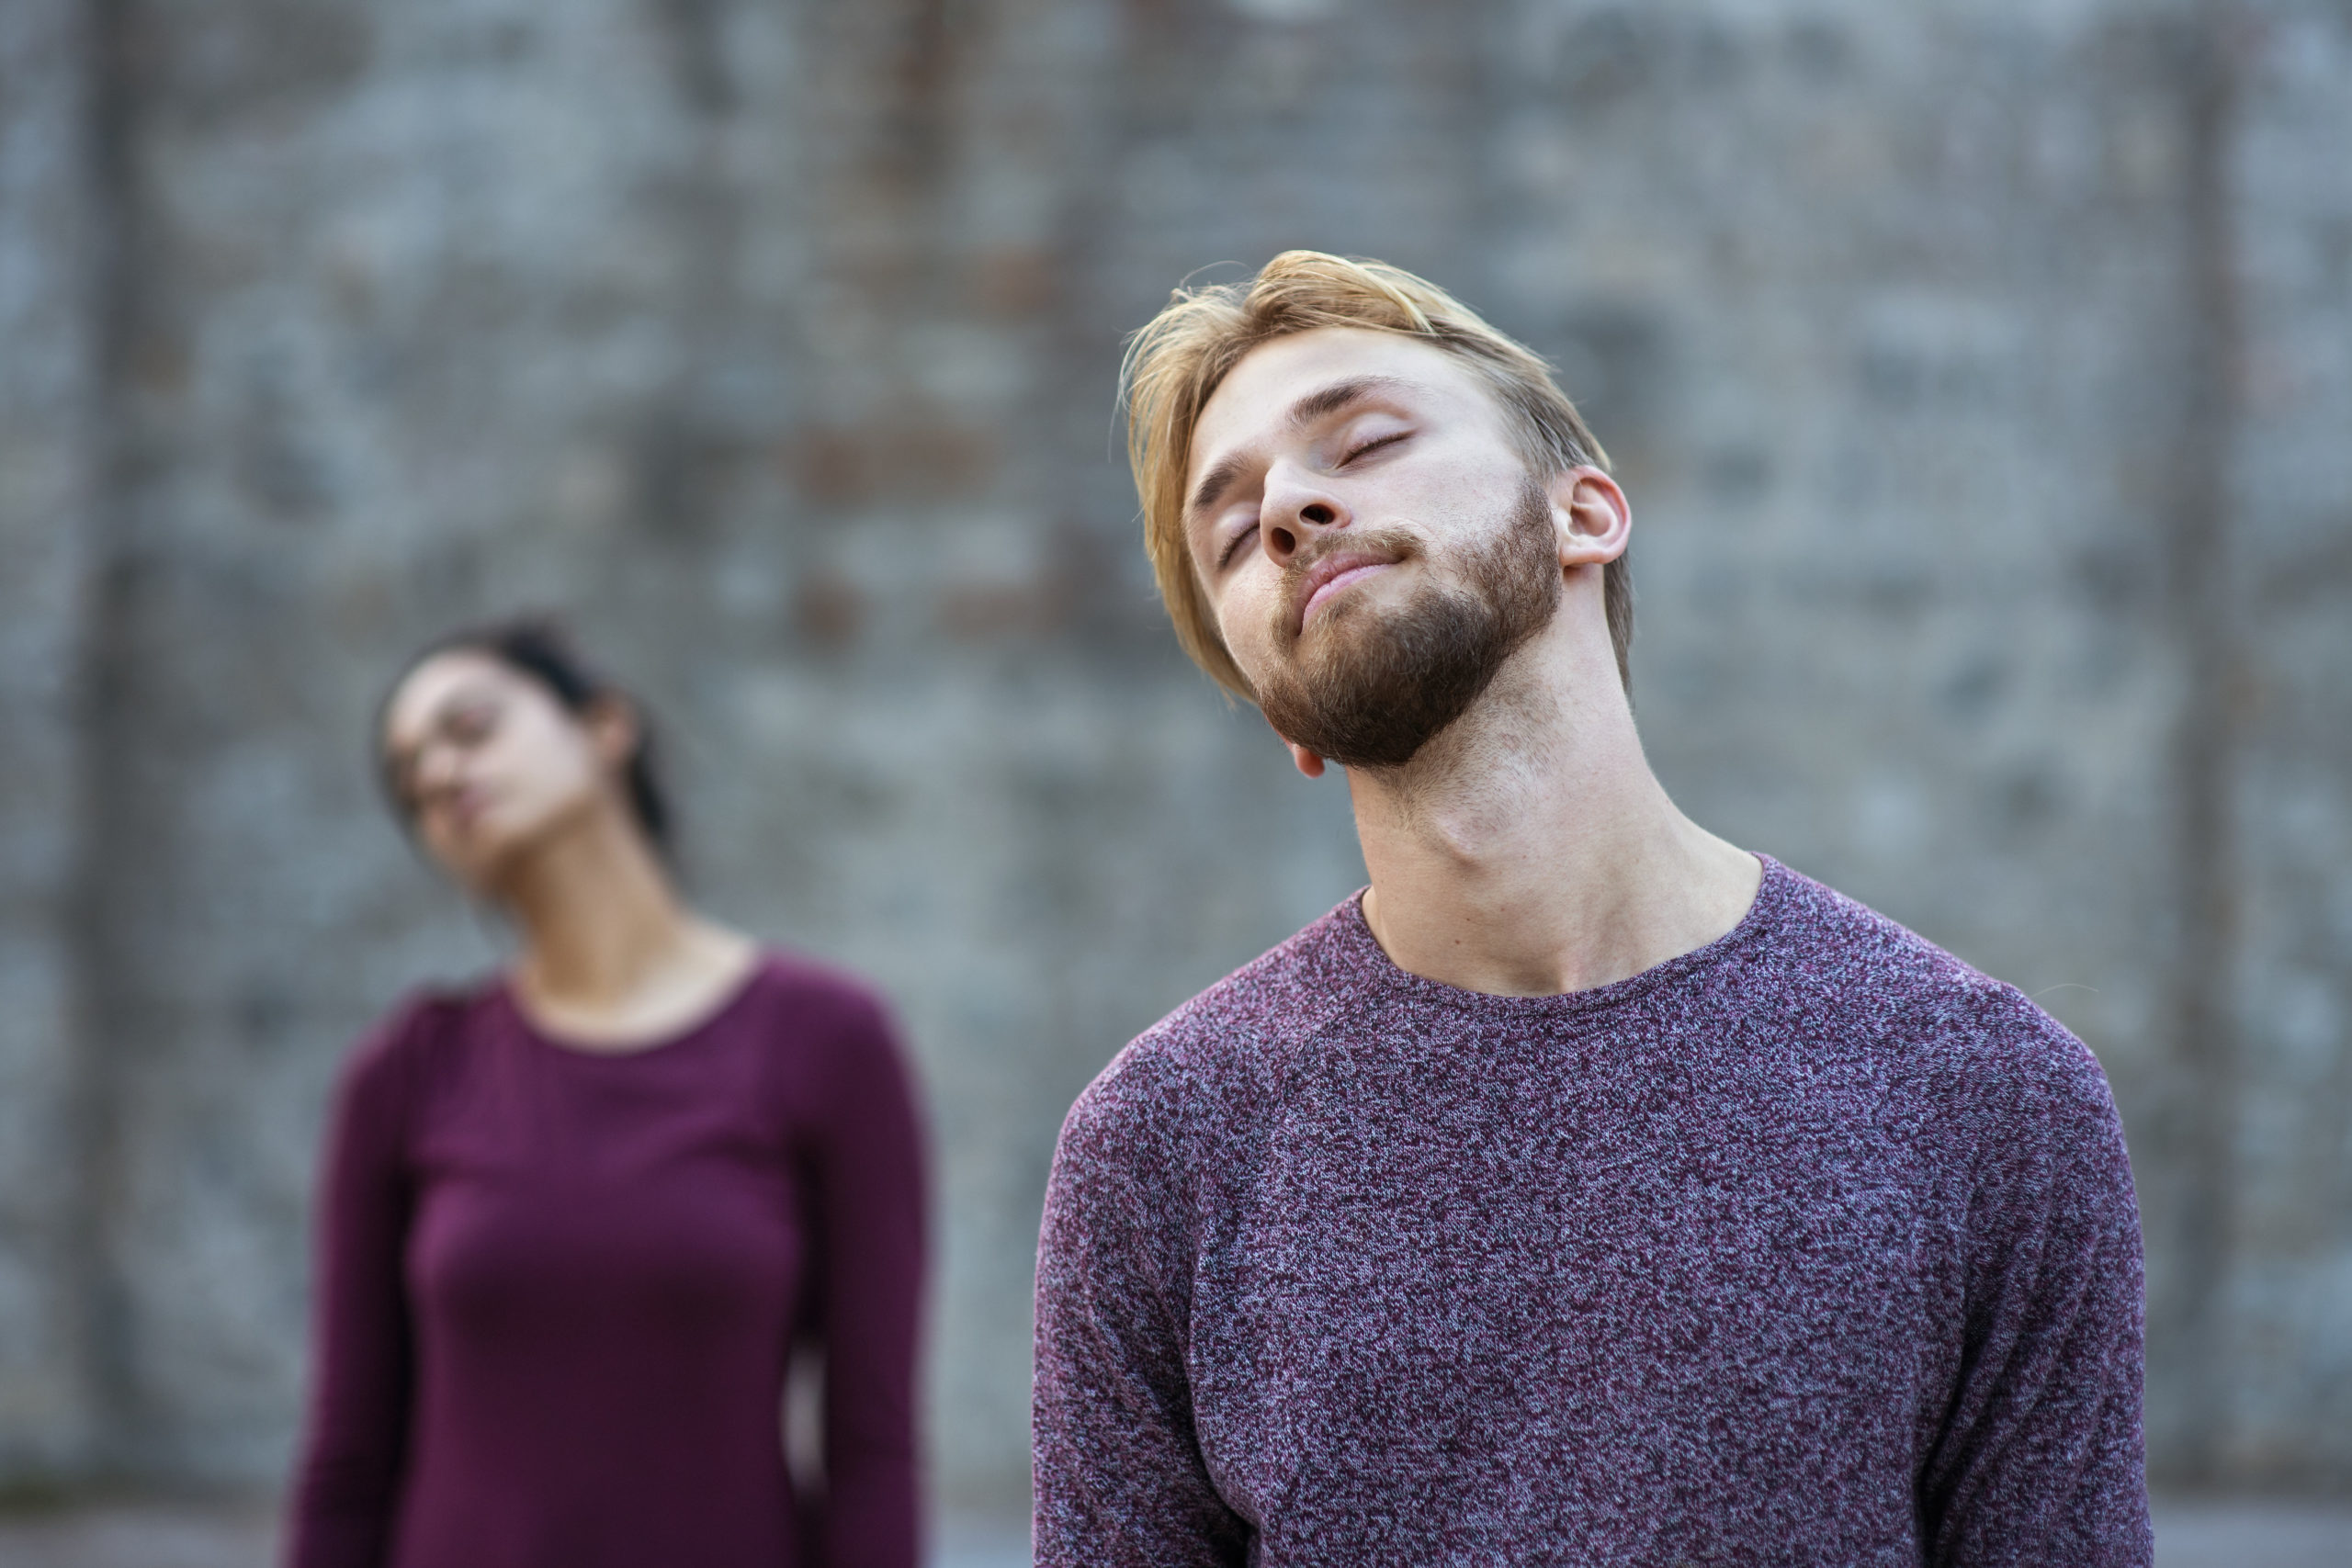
[1034,857,2148,1566]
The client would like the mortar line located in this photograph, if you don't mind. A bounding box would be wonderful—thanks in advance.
[65,0,144,1480]
[2162,0,2250,1483]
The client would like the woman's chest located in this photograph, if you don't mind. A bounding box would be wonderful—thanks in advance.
[404,1048,811,1336]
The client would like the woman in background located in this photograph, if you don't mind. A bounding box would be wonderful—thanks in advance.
[289,620,924,1568]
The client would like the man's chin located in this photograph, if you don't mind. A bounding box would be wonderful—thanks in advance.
[1257,662,1442,773]
[1288,594,1378,660]
[1252,476,1563,772]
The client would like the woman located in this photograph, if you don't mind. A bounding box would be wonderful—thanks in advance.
[289,621,924,1568]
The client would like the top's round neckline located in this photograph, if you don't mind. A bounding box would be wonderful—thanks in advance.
[495,952,773,1061]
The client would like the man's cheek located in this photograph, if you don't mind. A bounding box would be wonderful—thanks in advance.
[1219,602,1277,680]
[1221,616,1261,675]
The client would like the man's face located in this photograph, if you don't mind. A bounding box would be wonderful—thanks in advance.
[1184,327,1566,769]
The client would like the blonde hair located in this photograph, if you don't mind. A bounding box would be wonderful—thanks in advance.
[1121,250,1630,701]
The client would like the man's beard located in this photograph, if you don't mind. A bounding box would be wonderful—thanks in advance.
[1256,480,1563,771]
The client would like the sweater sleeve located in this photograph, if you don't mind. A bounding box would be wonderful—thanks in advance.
[1032,1058,1248,1568]
[808,993,928,1568]
[1920,1003,2152,1567]
[286,1007,425,1568]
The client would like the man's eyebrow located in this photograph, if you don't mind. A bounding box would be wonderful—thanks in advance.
[1187,451,1253,525]
[1185,375,1422,524]
[1283,374,1417,433]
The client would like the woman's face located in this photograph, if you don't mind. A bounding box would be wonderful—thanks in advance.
[380,650,631,891]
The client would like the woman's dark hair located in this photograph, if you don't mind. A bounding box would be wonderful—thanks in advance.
[378,616,673,855]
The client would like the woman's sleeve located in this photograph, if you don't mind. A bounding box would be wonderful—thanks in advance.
[808,991,929,1568]
[286,1011,423,1568]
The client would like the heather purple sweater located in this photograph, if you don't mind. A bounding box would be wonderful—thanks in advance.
[1034,857,2148,1566]
[291,954,924,1568]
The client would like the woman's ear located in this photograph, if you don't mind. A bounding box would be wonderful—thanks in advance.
[582,697,641,771]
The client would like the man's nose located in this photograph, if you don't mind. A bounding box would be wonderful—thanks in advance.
[1261,465,1351,564]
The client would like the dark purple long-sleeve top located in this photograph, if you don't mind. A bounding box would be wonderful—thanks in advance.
[1035,856,2149,1565]
[291,953,925,1568]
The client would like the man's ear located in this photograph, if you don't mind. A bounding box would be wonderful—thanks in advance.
[1548,465,1631,569]
[1266,714,1327,778]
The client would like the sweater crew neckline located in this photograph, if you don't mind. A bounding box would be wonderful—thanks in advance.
[1327,852,1786,1021]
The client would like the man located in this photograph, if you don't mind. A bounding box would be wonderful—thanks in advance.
[1032,252,2149,1565]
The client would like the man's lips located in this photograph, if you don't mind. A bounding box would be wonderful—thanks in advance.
[1295,553,1396,632]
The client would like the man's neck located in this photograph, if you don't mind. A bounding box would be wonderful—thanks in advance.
[1346,626,1759,997]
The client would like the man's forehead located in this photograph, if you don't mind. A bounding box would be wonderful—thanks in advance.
[1190,328,1488,468]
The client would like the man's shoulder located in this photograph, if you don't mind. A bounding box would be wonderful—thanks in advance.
[1063,897,1369,1148]
[1761,860,2114,1121]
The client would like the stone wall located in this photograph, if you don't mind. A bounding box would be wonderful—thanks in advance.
[0,0,100,1484]
[0,0,2343,1508]
[2222,0,2352,1484]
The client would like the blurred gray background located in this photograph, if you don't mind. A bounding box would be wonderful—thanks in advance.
[2,0,2347,1549]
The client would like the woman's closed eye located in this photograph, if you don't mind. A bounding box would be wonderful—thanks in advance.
[441,698,502,748]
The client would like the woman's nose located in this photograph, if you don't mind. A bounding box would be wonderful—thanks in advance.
[413,743,462,797]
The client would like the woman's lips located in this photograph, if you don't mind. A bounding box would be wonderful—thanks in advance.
[444,786,496,831]
[1300,560,1391,628]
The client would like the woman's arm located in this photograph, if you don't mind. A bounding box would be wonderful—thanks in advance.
[286,1010,424,1568]
[808,993,927,1568]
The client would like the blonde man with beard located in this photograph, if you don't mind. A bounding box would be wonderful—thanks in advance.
[1031,253,2149,1567]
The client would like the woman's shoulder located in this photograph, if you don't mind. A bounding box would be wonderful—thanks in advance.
[729,948,911,1083]
[738,948,893,1027]
[339,978,500,1098]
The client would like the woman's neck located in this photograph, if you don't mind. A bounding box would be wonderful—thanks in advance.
[494,805,753,1045]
